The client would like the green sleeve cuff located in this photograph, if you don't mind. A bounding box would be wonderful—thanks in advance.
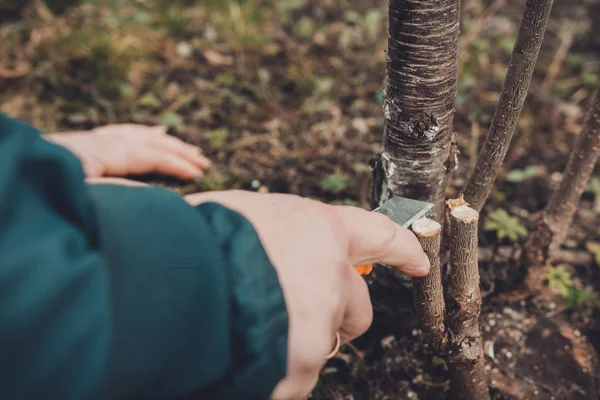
[88,185,288,399]
[187,203,288,399]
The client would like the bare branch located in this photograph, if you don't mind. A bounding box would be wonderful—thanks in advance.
[524,87,600,267]
[463,0,555,211]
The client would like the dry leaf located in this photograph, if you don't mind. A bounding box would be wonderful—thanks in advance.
[203,49,233,66]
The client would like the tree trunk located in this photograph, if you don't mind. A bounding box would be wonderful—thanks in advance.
[462,0,555,212]
[371,0,460,220]
[411,218,446,353]
[524,87,600,269]
[446,204,489,400]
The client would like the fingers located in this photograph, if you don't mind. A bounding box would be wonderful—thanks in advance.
[138,148,206,179]
[145,134,212,170]
[93,124,167,136]
[95,124,211,177]
[339,267,373,344]
[335,206,430,277]
[85,177,149,187]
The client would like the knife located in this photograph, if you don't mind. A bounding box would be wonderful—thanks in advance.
[354,196,434,275]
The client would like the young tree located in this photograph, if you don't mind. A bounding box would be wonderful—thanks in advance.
[524,87,600,275]
[462,0,555,211]
[371,0,461,220]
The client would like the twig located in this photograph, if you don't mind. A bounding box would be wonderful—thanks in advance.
[540,22,575,96]
[463,0,555,211]
[469,120,480,173]
[458,0,506,73]
[479,246,592,266]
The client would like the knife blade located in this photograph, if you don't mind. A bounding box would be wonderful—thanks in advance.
[354,196,434,275]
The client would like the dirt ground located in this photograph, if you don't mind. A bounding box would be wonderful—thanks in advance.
[2,0,600,398]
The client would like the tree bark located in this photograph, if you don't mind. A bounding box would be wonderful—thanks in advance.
[446,204,489,400]
[462,0,555,212]
[524,87,600,268]
[411,218,446,353]
[371,0,460,220]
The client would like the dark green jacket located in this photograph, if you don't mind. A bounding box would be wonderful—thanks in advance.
[0,113,288,399]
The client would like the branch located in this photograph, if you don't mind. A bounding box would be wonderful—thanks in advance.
[524,87,600,268]
[462,0,555,211]
[411,218,446,353]
[446,203,489,400]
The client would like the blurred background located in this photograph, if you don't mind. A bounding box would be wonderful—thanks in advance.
[1,0,600,398]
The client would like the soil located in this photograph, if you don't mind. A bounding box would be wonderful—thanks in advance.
[2,0,600,398]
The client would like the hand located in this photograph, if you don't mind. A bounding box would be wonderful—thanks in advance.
[44,124,211,180]
[84,177,149,186]
[184,190,429,400]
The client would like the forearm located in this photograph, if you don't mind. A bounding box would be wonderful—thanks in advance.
[0,113,288,399]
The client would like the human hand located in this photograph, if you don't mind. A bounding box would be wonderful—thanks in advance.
[184,190,429,400]
[45,124,211,180]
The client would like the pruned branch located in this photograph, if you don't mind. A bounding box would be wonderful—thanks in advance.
[524,87,600,268]
[446,204,489,400]
[462,0,555,212]
[411,204,489,399]
[411,218,446,353]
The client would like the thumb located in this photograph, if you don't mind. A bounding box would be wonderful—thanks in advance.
[334,206,430,277]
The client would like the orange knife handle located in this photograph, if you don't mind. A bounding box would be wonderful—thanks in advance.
[354,264,373,275]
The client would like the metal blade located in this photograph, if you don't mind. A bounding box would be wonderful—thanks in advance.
[354,196,435,276]
[374,196,434,227]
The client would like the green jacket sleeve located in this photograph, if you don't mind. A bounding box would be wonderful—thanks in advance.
[0,113,288,400]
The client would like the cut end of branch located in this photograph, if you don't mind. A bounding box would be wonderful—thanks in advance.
[446,194,469,210]
[450,205,479,224]
[411,217,442,237]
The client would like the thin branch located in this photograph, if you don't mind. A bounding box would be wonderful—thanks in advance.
[524,87,600,268]
[411,218,446,353]
[540,21,575,96]
[462,0,555,211]
[458,0,506,74]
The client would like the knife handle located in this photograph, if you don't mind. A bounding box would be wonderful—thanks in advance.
[354,264,373,275]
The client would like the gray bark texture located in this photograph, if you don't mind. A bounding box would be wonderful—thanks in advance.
[371,0,460,220]
[445,205,489,400]
[462,0,555,212]
[524,87,600,268]
[411,218,446,353]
